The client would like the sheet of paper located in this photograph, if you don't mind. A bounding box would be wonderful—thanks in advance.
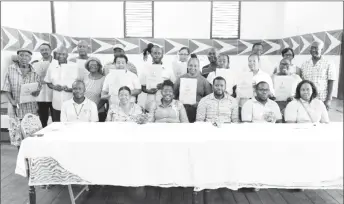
[20,83,39,103]
[236,72,254,98]
[273,75,294,101]
[146,65,163,89]
[172,61,187,78]
[109,70,126,96]
[60,63,79,87]
[179,78,197,104]
[33,61,50,80]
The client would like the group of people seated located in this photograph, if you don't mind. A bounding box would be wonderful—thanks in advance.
[2,39,336,147]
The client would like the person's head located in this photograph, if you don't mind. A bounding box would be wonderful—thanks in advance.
[16,49,32,65]
[278,58,291,75]
[114,54,128,70]
[72,80,86,99]
[55,46,69,64]
[281,48,294,61]
[151,46,164,64]
[39,43,52,59]
[255,81,270,101]
[187,54,199,76]
[252,42,264,56]
[213,76,226,97]
[113,44,125,57]
[207,48,219,63]
[248,53,260,72]
[118,86,131,104]
[178,47,190,62]
[310,41,324,58]
[85,57,103,74]
[77,40,89,56]
[161,80,174,102]
[295,80,318,102]
[217,55,230,69]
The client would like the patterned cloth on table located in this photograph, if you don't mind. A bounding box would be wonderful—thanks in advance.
[300,57,336,102]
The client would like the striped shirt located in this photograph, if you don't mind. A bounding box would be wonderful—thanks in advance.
[2,63,41,119]
[83,75,105,112]
[196,93,239,123]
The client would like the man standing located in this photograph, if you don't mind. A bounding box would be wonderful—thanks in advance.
[201,48,219,78]
[103,44,138,75]
[300,41,336,110]
[196,76,239,123]
[69,40,90,78]
[241,81,282,123]
[45,47,80,122]
[61,80,98,122]
[32,43,59,127]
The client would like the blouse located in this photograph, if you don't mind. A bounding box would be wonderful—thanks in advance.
[148,99,189,123]
[106,102,143,122]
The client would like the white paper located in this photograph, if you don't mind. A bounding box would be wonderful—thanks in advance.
[215,69,236,88]
[172,61,187,78]
[20,83,39,103]
[33,61,50,80]
[273,76,294,101]
[146,65,163,89]
[236,72,254,98]
[60,64,79,87]
[109,70,126,96]
[179,78,197,104]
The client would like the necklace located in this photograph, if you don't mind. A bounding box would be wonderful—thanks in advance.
[73,103,85,119]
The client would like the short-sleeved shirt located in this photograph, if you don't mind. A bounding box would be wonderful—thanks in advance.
[103,61,138,76]
[61,97,99,122]
[241,97,282,123]
[301,57,336,101]
[83,75,106,112]
[102,70,141,104]
[174,73,212,103]
[196,93,239,123]
[148,99,189,123]
[32,58,59,102]
[44,63,80,110]
[2,63,41,119]
[284,98,329,123]
[206,69,238,95]
[106,102,143,122]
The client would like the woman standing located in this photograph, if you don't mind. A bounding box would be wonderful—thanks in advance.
[284,80,329,123]
[174,54,212,122]
[83,57,106,122]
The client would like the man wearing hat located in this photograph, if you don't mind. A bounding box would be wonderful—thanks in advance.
[2,48,41,147]
[103,44,138,76]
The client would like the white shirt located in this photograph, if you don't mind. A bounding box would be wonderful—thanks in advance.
[61,97,98,122]
[44,63,80,110]
[284,98,329,123]
[253,69,275,96]
[32,58,59,102]
[206,69,238,95]
[102,69,141,104]
[241,97,282,123]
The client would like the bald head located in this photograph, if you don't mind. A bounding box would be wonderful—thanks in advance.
[208,48,219,63]
[77,40,89,56]
[56,46,68,64]
[310,41,324,58]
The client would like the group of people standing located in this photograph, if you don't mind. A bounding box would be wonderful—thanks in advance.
[2,39,336,147]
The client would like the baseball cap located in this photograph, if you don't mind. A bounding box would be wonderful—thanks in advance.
[17,48,33,55]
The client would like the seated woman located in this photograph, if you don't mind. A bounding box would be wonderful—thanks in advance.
[106,86,147,124]
[272,48,300,76]
[284,80,329,123]
[148,80,189,123]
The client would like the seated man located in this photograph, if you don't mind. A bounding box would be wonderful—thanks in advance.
[61,80,99,122]
[196,76,239,123]
[241,81,282,123]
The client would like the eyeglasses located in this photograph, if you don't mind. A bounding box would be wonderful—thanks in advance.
[257,89,270,92]
[179,53,189,56]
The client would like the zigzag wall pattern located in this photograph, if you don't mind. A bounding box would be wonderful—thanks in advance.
[1,26,342,56]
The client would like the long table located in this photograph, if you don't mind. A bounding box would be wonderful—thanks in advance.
[16,122,343,204]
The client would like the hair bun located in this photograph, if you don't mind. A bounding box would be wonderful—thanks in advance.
[190,53,197,58]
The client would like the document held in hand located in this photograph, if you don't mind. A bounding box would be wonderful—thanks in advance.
[179,78,197,105]
[236,72,254,98]
[20,83,39,103]
[60,64,79,88]
[273,75,294,101]
[146,65,163,89]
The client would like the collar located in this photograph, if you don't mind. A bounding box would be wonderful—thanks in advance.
[12,63,34,74]
[41,56,53,63]
[252,97,270,105]
[157,99,175,108]
[72,97,87,105]
[209,93,230,101]
[299,98,311,104]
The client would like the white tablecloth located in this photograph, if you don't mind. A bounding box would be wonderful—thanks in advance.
[16,122,343,190]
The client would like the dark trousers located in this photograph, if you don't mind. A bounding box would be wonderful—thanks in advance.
[37,102,53,127]
[52,108,61,122]
[184,105,197,123]
[98,112,107,122]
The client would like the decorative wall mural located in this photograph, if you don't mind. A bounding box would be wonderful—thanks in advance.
[1,26,342,56]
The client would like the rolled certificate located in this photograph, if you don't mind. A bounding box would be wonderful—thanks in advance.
[179,78,197,105]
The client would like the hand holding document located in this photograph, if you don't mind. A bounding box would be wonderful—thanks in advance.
[273,76,294,101]
[179,78,197,104]
[146,65,163,90]
[236,72,253,98]
[20,83,39,103]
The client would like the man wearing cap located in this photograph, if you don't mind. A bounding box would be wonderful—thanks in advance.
[45,46,80,121]
[103,44,138,76]
[31,43,59,127]
[69,40,90,78]
[300,41,336,110]
[2,48,41,147]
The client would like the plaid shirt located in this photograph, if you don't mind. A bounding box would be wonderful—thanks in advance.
[2,63,41,119]
[196,93,239,123]
[301,57,336,101]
